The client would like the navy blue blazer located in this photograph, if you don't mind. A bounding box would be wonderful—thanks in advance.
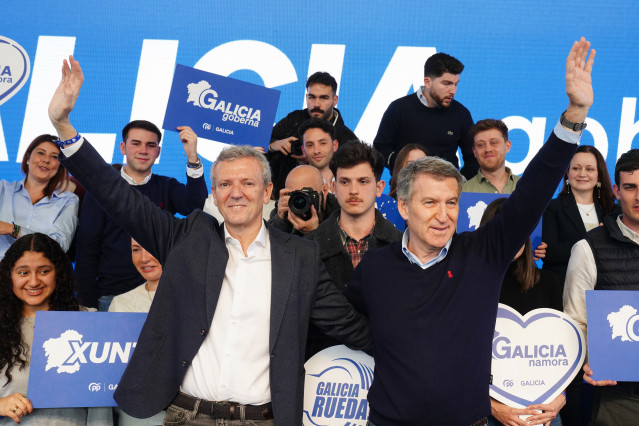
[61,141,373,424]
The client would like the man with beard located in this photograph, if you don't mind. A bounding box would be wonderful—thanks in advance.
[266,72,358,196]
[373,53,479,180]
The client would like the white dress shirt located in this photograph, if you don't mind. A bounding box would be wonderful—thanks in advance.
[180,222,272,404]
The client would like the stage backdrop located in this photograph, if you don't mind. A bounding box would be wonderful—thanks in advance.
[1,1,638,190]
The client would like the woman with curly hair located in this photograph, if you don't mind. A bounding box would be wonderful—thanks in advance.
[0,134,79,260]
[0,233,111,425]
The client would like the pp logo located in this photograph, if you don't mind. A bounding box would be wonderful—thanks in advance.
[503,379,514,388]
[303,346,374,426]
[0,36,30,107]
[88,382,101,392]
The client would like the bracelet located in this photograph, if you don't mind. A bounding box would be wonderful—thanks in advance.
[561,391,567,401]
[54,133,81,147]
[11,222,20,239]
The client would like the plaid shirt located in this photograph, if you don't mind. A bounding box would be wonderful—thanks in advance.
[338,222,375,268]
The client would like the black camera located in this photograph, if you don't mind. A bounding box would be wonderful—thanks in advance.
[288,187,322,221]
[290,138,303,156]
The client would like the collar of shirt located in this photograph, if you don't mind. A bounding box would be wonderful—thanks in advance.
[16,178,63,200]
[617,215,639,245]
[121,167,153,186]
[336,213,375,245]
[401,228,452,269]
[417,86,430,108]
[223,221,269,257]
[476,167,516,183]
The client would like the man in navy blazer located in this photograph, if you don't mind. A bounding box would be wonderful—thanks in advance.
[48,56,373,425]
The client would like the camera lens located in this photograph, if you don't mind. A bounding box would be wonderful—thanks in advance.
[289,192,311,220]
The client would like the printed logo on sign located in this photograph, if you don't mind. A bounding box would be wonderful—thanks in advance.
[303,346,374,426]
[42,329,137,374]
[607,305,639,342]
[0,36,31,106]
[186,80,261,128]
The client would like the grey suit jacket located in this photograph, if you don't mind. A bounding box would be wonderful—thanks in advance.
[61,140,373,424]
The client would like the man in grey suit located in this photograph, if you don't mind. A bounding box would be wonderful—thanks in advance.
[48,56,373,425]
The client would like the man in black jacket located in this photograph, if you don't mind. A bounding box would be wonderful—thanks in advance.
[266,72,358,195]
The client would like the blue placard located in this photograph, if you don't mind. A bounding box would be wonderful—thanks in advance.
[28,311,146,408]
[458,192,542,248]
[163,64,280,148]
[586,290,639,381]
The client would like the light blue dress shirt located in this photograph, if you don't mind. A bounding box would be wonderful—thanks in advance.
[0,179,79,259]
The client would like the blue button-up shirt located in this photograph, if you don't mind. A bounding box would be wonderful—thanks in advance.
[0,179,79,258]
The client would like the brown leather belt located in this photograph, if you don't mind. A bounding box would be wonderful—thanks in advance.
[171,392,274,420]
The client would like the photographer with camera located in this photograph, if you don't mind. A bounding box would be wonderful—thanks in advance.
[268,165,339,235]
[305,140,402,359]
[266,72,357,196]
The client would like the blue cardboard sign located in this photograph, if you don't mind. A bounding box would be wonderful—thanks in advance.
[459,192,542,249]
[28,311,146,408]
[586,290,639,381]
[163,64,280,148]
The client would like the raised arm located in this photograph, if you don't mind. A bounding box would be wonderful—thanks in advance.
[48,55,83,141]
[564,37,595,123]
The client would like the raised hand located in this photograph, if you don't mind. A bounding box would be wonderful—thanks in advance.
[48,55,84,140]
[565,37,596,124]
[177,126,199,163]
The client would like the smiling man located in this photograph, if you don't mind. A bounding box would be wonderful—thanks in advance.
[74,121,207,311]
[373,52,479,180]
[346,38,595,425]
[47,55,372,425]
[463,119,518,194]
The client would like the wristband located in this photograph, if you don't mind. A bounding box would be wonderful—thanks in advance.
[561,391,567,401]
[54,133,82,147]
[11,222,20,239]
[560,110,587,131]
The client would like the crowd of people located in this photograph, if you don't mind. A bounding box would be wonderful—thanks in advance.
[0,37,637,426]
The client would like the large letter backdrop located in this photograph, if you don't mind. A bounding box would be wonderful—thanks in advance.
[1,1,638,190]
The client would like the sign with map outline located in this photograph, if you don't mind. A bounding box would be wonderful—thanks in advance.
[163,64,281,148]
[459,192,542,249]
[586,290,639,381]
[28,311,146,407]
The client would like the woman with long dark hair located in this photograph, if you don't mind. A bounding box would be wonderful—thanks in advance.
[542,145,615,285]
[0,233,110,425]
[481,198,564,426]
[0,135,79,260]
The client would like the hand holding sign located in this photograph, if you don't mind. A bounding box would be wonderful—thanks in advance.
[177,125,199,163]
[0,393,33,423]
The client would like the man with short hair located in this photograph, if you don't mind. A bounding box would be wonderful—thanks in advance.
[463,119,518,194]
[345,38,595,425]
[75,121,207,311]
[48,55,372,425]
[267,165,339,235]
[299,117,339,185]
[373,52,478,180]
[564,149,639,424]
[305,141,402,358]
[266,72,358,195]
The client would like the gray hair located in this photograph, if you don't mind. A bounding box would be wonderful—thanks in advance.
[210,145,272,187]
[396,156,463,202]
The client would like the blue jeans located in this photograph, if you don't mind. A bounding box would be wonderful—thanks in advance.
[98,295,115,312]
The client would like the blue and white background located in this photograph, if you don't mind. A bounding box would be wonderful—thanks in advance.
[1,0,638,189]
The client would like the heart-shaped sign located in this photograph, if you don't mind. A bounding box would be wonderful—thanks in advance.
[0,36,31,107]
[489,304,585,408]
